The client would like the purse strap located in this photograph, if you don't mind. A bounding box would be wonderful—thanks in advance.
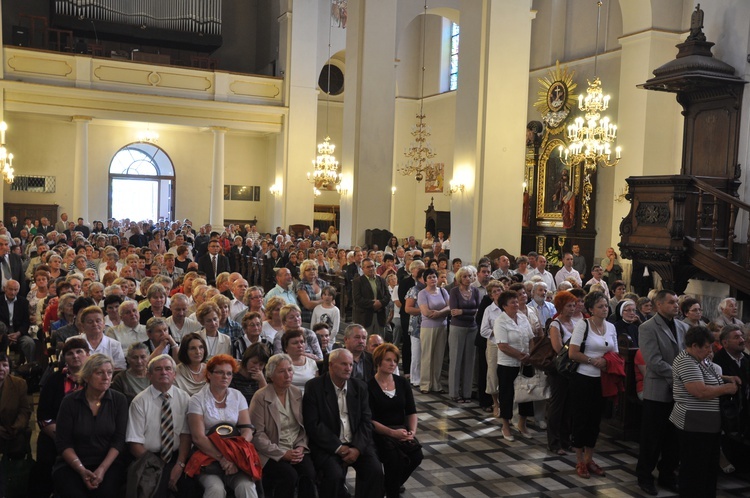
[579,319,590,354]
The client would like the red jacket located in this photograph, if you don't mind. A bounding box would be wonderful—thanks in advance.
[186,433,262,481]
[601,351,626,400]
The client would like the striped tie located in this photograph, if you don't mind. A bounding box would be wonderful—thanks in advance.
[160,392,174,463]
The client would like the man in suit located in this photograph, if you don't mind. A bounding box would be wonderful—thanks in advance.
[636,290,687,495]
[197,239,230,286]
[302,348,383,498]
[351,258,391,335]
[713,324,750,437]
[0,280,35,364]
[37,217,54,237]
[7,216,20,239]
[0,235,26,296]
[55,212,68,234]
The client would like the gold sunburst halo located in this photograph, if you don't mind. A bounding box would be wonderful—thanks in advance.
[535,61,578,134]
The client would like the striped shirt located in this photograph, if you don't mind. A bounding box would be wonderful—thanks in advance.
[669,349,721,430]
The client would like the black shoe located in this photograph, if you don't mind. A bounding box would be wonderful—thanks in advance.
[658,476,678,493]
[638,479,658,496]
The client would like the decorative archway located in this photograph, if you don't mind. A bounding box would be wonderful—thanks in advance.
[108,142,176,221]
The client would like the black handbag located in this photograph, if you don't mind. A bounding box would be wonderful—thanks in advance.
[554,320,588,379]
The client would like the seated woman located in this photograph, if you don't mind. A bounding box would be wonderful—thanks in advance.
[197,302,232,360]
[282,329,318,394]
[53,353,128,497]
[230,343,270,405]
[249,353,316,498]
[368,344,423,498]
[31,338,89,498]
[187,354,259,498]
[110,342,150,404]
[175,332,208,396]
[139,283,172,324]
[211,294,243,341]
[272,304,323,361]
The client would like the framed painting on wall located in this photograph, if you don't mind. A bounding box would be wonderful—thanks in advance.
[536,139,579,228]
[425,163,444,193]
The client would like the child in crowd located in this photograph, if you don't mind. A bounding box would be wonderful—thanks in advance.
[310,286,340,339]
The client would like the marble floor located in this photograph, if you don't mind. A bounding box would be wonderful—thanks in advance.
[347,389,750,498]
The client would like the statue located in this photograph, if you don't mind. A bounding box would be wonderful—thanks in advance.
[687,4,706,42]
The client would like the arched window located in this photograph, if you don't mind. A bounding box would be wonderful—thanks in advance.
[108,143,175,221]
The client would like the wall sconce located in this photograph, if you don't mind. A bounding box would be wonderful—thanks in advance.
[446,180,465,196]
[336,184,349,196]
[313,187,322,198]
[269,184,282,197]
[391,186,397,196]
[614,184,629,203]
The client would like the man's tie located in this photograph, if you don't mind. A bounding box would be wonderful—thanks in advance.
[160,392,175,462]
[2,255,11,281]
[212,255,218,277]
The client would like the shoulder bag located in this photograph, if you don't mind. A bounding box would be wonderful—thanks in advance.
[554,319,589,380]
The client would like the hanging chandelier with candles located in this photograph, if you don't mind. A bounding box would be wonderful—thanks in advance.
[308,7,341,191]
[0,122,15,184]
[559,0,621,171]
[397,0,436,183]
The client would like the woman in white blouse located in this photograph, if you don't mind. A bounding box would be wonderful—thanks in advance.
[197,302,232,360]
[568,291,618,479]
[479,281,504,417]
[187,354,259,498]
[281,329,318,394]
[494,290,536,441]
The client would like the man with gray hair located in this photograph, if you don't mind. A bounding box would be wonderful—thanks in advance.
[0,234,25,295]
[127,354,191,496]
[107,300,148,355]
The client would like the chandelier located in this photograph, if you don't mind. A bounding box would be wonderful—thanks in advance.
[308,7,341,191]
[0,122,15,184]
[397,0,436,182]
[559,0,621,171]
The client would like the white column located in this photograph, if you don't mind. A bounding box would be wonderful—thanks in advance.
[450,0,534,263]
[209,127,226,227]
[72,116,92,222]
[339,0,398,247]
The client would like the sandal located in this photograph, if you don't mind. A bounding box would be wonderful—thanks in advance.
[556,449,568,456]
[481,406,494,413]
[420,389,429,394]
[586,461,606,477]
[576,462,590,479]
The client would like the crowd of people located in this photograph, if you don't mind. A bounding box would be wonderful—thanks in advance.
[0,214,746,497]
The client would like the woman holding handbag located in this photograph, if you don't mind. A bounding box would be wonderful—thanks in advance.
[494,290,535,440]
[568,291,618,479]
[546,291,577,455]
[417,269,451,394]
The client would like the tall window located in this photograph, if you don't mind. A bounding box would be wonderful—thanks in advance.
[109,143,175,221]
[449,22,459,91]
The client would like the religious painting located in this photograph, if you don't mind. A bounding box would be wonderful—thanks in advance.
[424,163,444,193]
[230,185,254,201]
[537,138,578,228]
[223,185,230,200]
[331,0,347,28]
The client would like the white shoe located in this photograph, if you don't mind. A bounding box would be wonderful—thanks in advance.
[537,420,548,430]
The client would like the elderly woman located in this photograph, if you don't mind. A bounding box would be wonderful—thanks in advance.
[478,280,504,416]
[714,297,744,327]
[48,253,67,280]
[494,290,535,440]
[670,326,739,497]
[78,306,127,370]
[187,355,259,498]
[296,259,329,326]
[31,338,89,498]
[249,353,316,498]
[613,299,641,347]
[230,343,270,405]
[197,301,232,359]
[139,283,172,324]
[110,342,150,404]
[568,291,619,479]
[448,265,480,403]
[262,297,285,343]
[211,294,243,341]
[175,332,208,396]
[417,268,451,394]
[547,291,577,455]
[368,344,423,498]
[53,353,128,497]
[282,329,318,394]
[236,286,265,324]
[404,263,426,387]
[272,304,323,361]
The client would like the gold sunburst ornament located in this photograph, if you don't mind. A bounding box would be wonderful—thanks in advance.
[534,61,577,134]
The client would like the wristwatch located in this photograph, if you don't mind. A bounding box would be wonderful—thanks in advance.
[587,357,592,364]
[177,461,186,468]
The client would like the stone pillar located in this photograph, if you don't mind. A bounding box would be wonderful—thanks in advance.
[339,0,398,247]
[278,0,317,231]
[72,116,92,222]
[450,0,534,262]
[209,127,226,227]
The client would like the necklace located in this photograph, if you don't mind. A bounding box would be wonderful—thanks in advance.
[213,391,228,405]
[591,319,605,336]
[188,363,204,376]
[376,374,394,391]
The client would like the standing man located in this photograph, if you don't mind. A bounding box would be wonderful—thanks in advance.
[351,258,391,336]
[7,216,20,238]
[531,255,556,292]
[127,355,192,496]
[571,244,587,279]
[471,263,492,299]
[302,348,384,498]
[55,212,68,234]
[585,265,610,298]
[0,235,26,295]
[555,253,582,288]
[636,290,687,496]
[197,239,230,286]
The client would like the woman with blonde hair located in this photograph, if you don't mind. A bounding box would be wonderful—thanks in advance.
[263,297,286,343]
[296,259,328,326]
[448,265,480,403]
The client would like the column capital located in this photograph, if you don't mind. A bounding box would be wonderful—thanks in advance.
[209,126,228,134]
[71,116,93,123]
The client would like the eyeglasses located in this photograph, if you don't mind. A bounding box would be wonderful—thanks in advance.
[211,370,233,377]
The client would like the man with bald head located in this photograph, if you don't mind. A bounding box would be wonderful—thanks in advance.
[0,279,34,363]
[264,267,297,305]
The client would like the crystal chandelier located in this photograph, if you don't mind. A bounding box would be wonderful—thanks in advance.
[0,122,15,184]
[560,1,621,171]
[397,0,436,182]
[308,7,341,191]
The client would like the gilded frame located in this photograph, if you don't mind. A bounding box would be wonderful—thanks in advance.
[536,138,580,226]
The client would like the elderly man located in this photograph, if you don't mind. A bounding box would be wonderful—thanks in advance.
[585,265,610,297]
[303,348,383,498]
[713,325,749,435]
[325,324,374,383]
[229,278,249,320]
[127,355,192,496]
[351,259,391,336]
[555,253,582,288]
[264,268,297,305]
[529,282,556,327]
[166,293,201,343]
[0,279,34,363]
[107,300,148,355]
[0,235,25,295]
[636,290,688,496]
